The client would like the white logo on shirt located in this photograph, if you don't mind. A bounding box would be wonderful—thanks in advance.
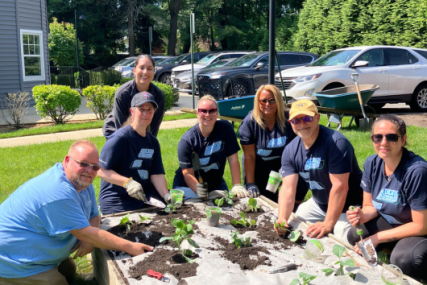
[138,170,149,180]
[380,213,403,225]
[202,163,219,172]
[372,200,382,210]
[138,149,154,159]
[267,137,287,148]
[376,188,400,204]
[131,160,143,168]
[204,141,223,156]
[200,157,210,166]
[299,172,310,180]
[262,156,280,161]
[304,157,323,170]
[257,149,272,156]
[308,180,325,190]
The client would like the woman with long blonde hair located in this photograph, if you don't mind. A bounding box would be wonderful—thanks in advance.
[240,85,306,204]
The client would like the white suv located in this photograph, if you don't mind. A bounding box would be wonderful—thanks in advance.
[276,46,427,111]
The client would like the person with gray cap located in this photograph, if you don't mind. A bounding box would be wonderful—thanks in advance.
[98,92,172,215]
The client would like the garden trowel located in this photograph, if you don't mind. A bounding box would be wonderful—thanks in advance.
[144,197,166,209]
[349,206,377,266]
[191,152,204,184]
[351,73,373,132]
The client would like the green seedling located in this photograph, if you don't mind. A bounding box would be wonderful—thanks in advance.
[159,219,200,263]
[231,211,256,228]
[246,198,261,212]
[138,214,152,223]
[215,190,235,207]
[273,220,301,242]
[165,203,177,213]
[119,213,133,230]
[321,244,355,278]
[289,272,317,285]
[230,231,251,249]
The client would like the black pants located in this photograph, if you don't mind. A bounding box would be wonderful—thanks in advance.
[347,215,427,280]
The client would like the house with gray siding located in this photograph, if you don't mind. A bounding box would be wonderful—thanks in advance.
[0,0,50,106]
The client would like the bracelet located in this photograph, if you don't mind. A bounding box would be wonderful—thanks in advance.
[123,177,133,188]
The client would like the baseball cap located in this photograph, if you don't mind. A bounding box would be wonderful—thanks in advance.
[289,99,318,120]
[131,92,158,108]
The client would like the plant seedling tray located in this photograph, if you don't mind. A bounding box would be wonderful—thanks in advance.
[92,197,421,285]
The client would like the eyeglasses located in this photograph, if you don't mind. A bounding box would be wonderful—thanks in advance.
[70,156,101,171]
[371,134,402,144]
[259,98,276,105]
[198,108,218,116]
[137,107,154,114]
[290,116,314,125]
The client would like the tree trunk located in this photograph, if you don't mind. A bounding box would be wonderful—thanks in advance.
[218,1,228,50]
[167,0,181,56]
[209,10,215,51]
[128,0,135,56]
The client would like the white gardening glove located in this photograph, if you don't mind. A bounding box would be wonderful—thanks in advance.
[124,178,146,202]
[231,184,249,199]
[197,182,208,200]
[246,183,260,198]
[164,193,172,204]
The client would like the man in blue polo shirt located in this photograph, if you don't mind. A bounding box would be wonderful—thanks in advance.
[275,100,363,241]
[0,140,153,285]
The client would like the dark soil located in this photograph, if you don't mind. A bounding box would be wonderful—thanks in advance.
[128,248,199,280]
[213,236,271,270]
[258,221,306,249]
[151,205,204,236]
[107,222,163,248]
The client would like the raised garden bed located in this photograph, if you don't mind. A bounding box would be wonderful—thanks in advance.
[93,197,422,285]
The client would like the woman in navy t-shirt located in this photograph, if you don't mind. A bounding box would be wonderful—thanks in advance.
[98,92,170,215]
[173,95,248,200]
[347,115,427,280]
[239,85,306,204]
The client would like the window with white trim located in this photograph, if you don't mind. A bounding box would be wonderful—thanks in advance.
[20,29,45,81]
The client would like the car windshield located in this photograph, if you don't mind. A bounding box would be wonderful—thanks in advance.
[229,54,260,67]
[196,54,217,65]
[157,57,175,65]
[206,60,232,69]
[169,54,188,64]
[309,50,361,66]
[113,57,135,67]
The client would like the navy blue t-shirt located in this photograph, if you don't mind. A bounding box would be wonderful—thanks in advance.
[99,125,165,215]
[281,125,363,212]
[361,148,427,225]
[239,112,296,196]
[173,120,240,191]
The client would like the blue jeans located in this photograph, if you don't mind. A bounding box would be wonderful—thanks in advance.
[172,180,228,200]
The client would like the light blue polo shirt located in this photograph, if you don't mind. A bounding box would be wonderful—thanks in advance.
[0,163,99,278]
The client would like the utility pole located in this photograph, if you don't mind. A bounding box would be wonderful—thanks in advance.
[190,13,195,109]
[268,0,276,84]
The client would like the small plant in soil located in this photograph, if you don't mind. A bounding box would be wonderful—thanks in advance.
[245,198,261,212]
[230,231,251,249]
[119,214,133,229]
[322,244,355,278]
[159,219,200,263]
[215,190,235,207]
[165,203,177,213]
[289,272,317,285]
[231,211,256,227]
[138,214,152,222]
[273,220,301,242]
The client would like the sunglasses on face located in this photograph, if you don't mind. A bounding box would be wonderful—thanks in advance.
[198,108,218,116]
[290,116,314,125]
[371,134,402,144]
[259,98,276,105]
[70,156,101,171]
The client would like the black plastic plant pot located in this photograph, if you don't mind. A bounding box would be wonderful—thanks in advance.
[206,206,221,227]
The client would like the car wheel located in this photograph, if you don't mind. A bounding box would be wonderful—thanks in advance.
[355,105,376,128]
[322,83,344,91]
[410,84,427,112]
[160,73,172,85]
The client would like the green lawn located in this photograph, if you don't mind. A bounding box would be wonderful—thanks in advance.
[1,115,427,284]
[0,113,197,139]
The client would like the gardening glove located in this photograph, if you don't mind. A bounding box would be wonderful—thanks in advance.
[197,182,208,200]
[124,178,146,202]
[231,184,249,199]
[246,183,260,198]
[164,193,172,204]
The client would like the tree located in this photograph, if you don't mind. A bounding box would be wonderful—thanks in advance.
[48,17,84,67]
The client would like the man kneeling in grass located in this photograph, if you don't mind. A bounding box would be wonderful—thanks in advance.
[0,140,153,285]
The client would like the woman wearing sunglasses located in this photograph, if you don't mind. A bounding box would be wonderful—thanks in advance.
[173,95,249,200]
[347,115,427,280]
[97,92,170,215]
[239,85,304,203]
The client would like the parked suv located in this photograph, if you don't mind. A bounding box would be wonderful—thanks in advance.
[276,46,427,111]
[153,52,212,85]
[196,52,318,99]
[171,51,251,87]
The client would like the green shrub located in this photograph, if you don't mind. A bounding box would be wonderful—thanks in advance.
[82,85,119,120]
[32,85,82,124]
[102,69,122,86]
[152,81,178,111]
[120,77,134,85]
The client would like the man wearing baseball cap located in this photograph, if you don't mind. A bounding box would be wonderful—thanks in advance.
[98,92,171,214]
[274,99,363,242]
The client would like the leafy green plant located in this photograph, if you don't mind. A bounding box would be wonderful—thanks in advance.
[246,198,261,212]
[32,85,82,124]
[138,214,152,222]
[152,81,178,110]
[159,219,199,263]
[119,213,133,230]
[231,211,256,227]
[215,190,236,207]
[230,231,251,249]
[82,85,119,120]
[322,244,355,278]
[289,272,317,285]
[165,203,177,213]
[273,220,301,242]
[120,77,134,85]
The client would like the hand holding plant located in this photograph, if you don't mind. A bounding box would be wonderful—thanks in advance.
[274,220,301,242]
